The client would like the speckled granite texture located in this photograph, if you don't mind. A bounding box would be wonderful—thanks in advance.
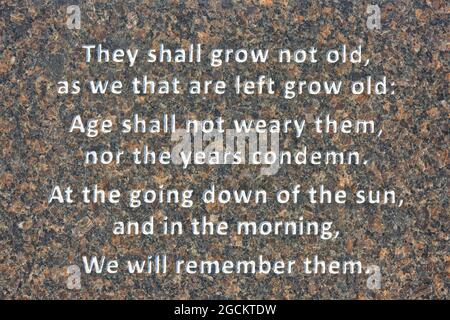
[0,0,448,299]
